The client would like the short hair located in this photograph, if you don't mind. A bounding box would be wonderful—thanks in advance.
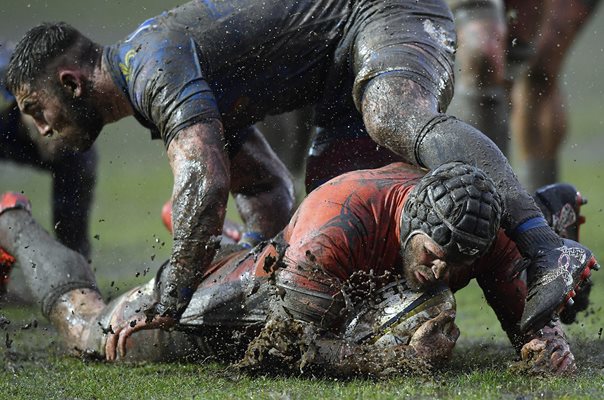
[6,22,98,93]
[400,162,503,261]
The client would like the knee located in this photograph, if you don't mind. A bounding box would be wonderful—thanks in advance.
[361,74,438,155]
[456,19,506,87]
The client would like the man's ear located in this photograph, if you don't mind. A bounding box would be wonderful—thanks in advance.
[58,69,84,98]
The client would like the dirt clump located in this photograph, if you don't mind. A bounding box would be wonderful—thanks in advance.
[237,316,432,378]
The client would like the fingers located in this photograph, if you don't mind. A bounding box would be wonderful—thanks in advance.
[551,348,576,374]
[427,309,456,328]
[550,340,576,374]
[521,337,576,375]
[118,324,135,358]
[520,339,545,362]
[105,326,121,361]
[104,319,142,361]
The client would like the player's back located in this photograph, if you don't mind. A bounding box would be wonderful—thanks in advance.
[163,0,352,125]
[284,163,425,278]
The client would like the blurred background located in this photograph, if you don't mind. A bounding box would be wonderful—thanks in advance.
[1,0,604,328]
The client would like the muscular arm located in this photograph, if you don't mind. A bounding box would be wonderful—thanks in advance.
[230,126,295,240]
[159,119,230,317]
[474,234,530,350]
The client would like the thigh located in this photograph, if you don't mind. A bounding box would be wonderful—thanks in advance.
[347,0,457,112]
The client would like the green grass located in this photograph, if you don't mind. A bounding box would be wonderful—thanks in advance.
[2,123,604,398]
[2,1,604,398]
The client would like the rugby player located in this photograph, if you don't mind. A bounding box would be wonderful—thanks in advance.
[0,43,97,296]
[449,0,601,191]
[5,0,594,338]
[0,162,592,375]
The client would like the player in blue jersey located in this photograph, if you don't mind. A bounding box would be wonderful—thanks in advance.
[6,0,596,343]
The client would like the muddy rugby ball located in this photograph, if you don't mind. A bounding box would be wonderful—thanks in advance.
[345,282,456,346]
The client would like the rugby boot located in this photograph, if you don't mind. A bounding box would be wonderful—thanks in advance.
[0,192,31,297]
[0,192,31,216]
[534,183,591,324]
[534,183,586,242]
[519,237,599,332]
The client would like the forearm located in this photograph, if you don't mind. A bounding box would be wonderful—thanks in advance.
[230,126,295,241]
[159,121,230,317]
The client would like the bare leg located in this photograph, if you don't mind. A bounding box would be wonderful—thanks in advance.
[0,205,196,361]
[452,0,510,155]
[512,0,599,191]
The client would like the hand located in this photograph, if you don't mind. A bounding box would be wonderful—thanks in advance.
[409,309,460,364]
[520,324,576,375]
[104,312,176,361]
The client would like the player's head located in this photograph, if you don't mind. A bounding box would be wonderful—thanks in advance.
[400,162,502,289]
[7,22,103,155]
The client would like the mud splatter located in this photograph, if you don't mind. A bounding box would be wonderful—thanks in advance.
[236,316,432,378]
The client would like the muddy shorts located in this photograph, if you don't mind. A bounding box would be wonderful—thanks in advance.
[307,0,456,191]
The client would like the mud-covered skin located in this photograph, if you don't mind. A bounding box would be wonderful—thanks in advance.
[162,121,229,317]
[49,288,105,355]
[102,0,460,319]
[360,72,594,333]
[12,0,459,320]
[0,164,578,375]
[103,0,456,176]
[278,164,532,349]
[362,75,540,235]
[514,320,576,375]
[448,0,597,334]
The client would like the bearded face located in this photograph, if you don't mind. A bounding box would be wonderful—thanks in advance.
[16,81,104,159]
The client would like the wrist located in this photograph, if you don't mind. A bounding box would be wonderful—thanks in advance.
[239,231,266,249]
[511,217,563,258]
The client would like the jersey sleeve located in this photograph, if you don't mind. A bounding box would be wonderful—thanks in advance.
[127,35,221,148]
[473,230,527,346]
